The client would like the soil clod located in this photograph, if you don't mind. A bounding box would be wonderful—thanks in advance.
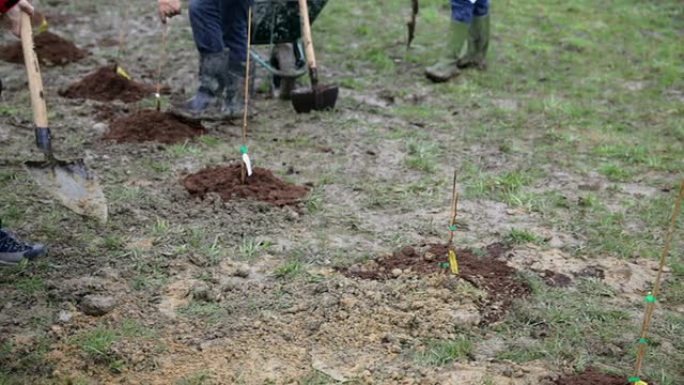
[60,65,164,103]
[345,242,531,324]
[183,163,310,206]
[0,31,86,66]
[104,110,206,144]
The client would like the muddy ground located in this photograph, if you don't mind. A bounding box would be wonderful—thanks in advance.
[0,1,683,384]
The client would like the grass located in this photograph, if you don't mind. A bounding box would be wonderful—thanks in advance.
[415,336,475,366]
[505,228,546,245]
[177,302,228,325]
[273,261,305,280]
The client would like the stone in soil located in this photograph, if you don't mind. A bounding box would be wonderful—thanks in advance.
[555,368,651,385]
[182,163,310,206]
[104,110,205,144]
[59,65,165,103]
[0,31,86,66]
[344,243,531,324]
[80,295,117,316]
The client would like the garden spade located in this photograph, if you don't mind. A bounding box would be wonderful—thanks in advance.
[291,0,338,113]
[20,13,108,223]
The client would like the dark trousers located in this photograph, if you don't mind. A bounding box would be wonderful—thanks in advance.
[188,0,252,63]
[451,0,489,23]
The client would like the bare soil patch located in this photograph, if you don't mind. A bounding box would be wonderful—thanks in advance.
[104,110,205,144]
[59,65,162,103]
[345,243,531,324]
[183,163,310,206]
[555,368,652,385]
[0,31,86,66]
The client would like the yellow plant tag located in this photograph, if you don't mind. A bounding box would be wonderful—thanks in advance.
[37,18,49,34]
[635,382,648,385]
[448,249,459,275]
[116,65,131,80]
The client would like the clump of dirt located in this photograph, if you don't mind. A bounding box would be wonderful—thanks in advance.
[555,368,652,385]
[345,243,531,324]
[0,31,86,66]
[183,163,310,206]
[104,110,205,144]
[59,65,163,103]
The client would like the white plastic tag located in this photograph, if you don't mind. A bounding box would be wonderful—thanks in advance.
[242,153,253,177]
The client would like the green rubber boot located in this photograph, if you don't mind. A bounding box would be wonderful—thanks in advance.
[425,21,470,83]
[458,15,490,70]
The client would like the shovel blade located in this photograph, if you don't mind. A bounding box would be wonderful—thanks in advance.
[291,84,339,113]
[25,159,108,224]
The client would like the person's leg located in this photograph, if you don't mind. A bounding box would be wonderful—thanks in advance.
[219,0,253,119]
[221,0,249,64]
[189,0,225,55]
[458,0,490,69]
[425,0,473,82]
[0,219,46,266]
[171,0,232,120]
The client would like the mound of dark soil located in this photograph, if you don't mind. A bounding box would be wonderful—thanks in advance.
[183,163,310,206]
[345,243,531,324]
[555,368,651,385]
[59,65,162,103]
[104,110,205,144]
[0,31,86,66]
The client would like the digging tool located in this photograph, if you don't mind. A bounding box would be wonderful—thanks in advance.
[20,12,108,223]
[291,0,338,113]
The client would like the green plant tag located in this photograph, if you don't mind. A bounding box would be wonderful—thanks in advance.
[645,294,656,303]
[240,145,248,154]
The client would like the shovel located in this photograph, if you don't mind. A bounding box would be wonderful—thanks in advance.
[291,0,338,113]
[20,12,108,223]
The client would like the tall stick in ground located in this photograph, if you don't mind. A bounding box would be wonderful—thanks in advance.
[115,6,131,79]
[240,8,254,184]
[630,180,684,384]
[155,23,170,112]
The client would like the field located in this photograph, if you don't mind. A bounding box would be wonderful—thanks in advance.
[0,0,683,384]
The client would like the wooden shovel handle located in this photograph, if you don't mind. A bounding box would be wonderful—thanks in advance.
[298,0,318,82]
[20,12,49,128]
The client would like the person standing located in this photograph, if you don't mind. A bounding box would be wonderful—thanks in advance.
[425,0,490,83]
[0,0,48,265]
[158,0,253,120]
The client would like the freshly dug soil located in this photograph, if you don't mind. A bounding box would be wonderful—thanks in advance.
[60,65,161,103]
[345,243,531,324]
[104,110,205,144]
[0,31,86,66]
[183,163,310,206]
[555,368,651,385]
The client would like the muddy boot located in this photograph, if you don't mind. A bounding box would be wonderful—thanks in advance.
[220,61,254,120]
[0,226,47,266]
[458,15,490,70]
[425,21,470,83]
[170,51,231,121]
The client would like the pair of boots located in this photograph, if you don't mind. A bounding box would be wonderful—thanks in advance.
[173,51,251,121]
[425,15,490,83]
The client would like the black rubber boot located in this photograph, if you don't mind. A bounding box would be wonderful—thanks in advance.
[170,51,231,121]
[220,61,254,120]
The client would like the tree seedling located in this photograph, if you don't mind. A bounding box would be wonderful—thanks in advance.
[446,170,459,275]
